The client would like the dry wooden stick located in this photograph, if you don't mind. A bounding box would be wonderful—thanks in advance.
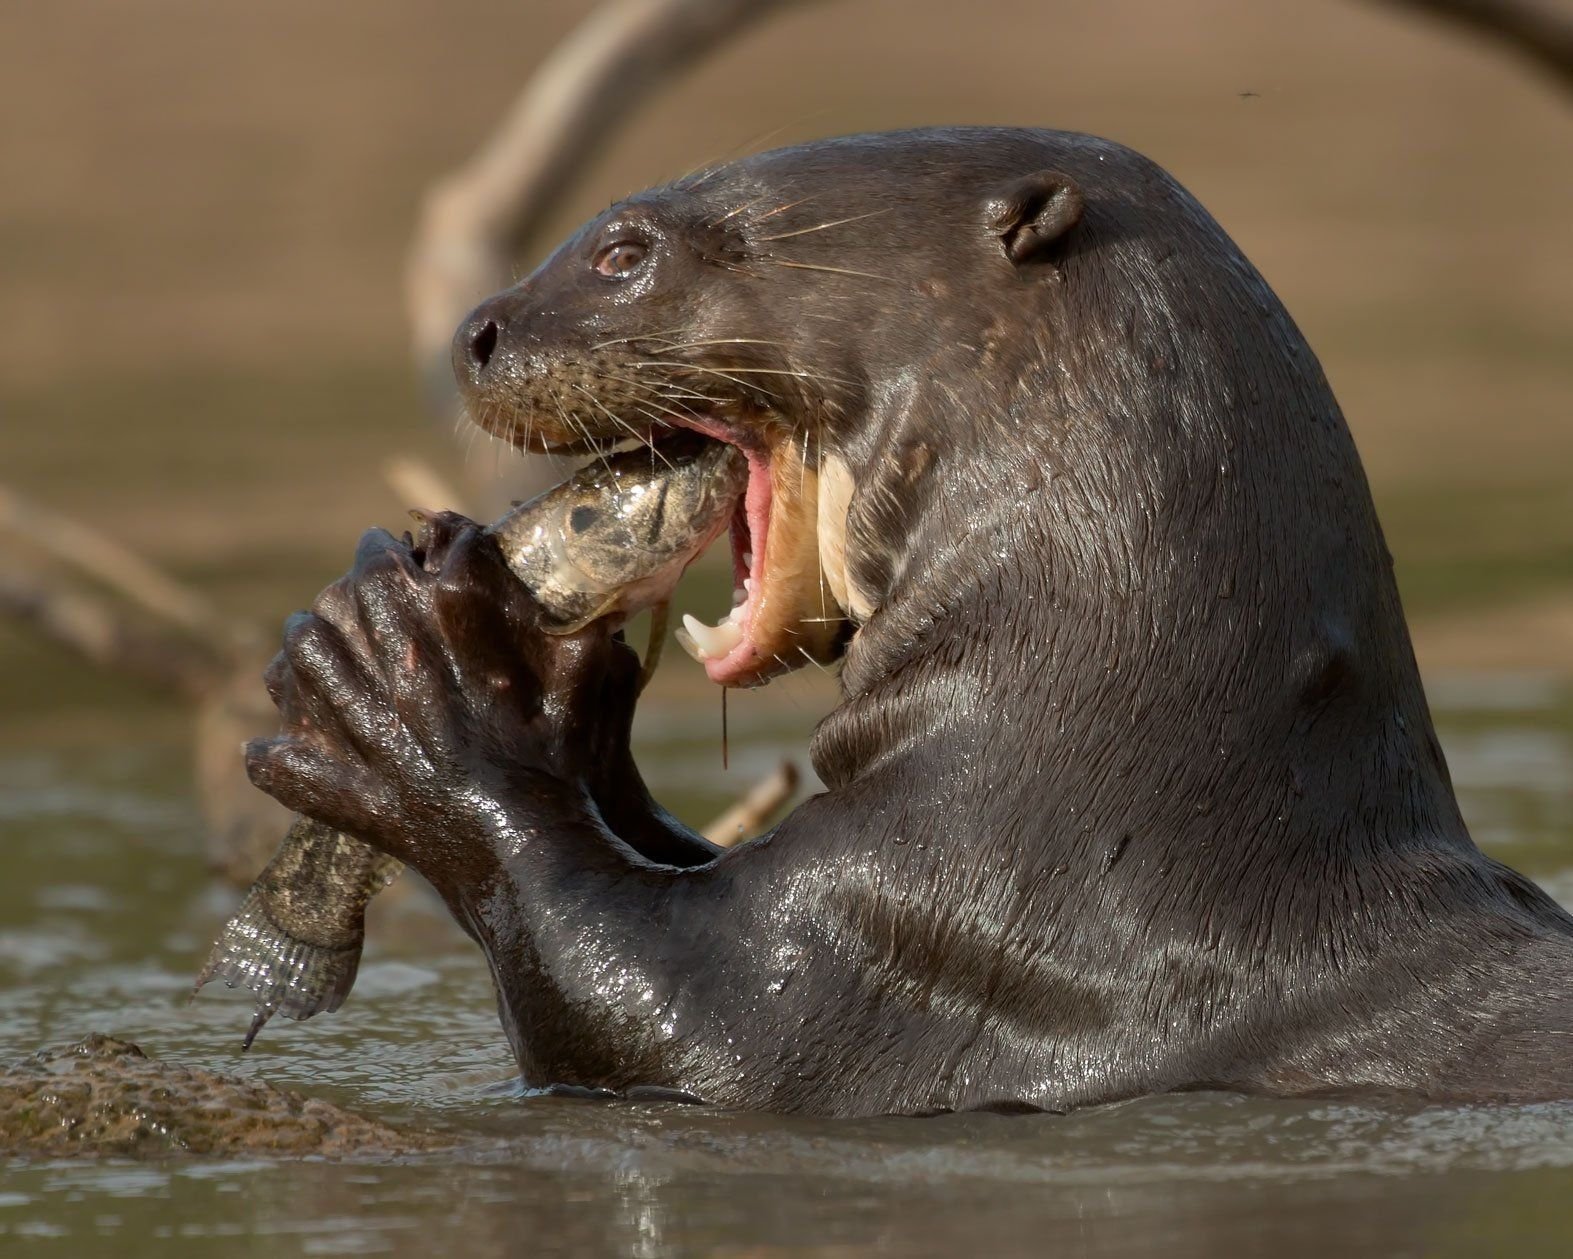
[1369,0,1573,93]
[0,568,222,700]
[382,456,471,519]
[702,759,800,846]
[0,484,227,639]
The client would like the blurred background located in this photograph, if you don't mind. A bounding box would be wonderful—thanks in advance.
[3,0,1570,700]
[0,1,1571,1251]
[4,0,1571,855]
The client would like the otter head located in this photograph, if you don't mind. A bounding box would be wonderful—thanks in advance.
[451,130,1088,688]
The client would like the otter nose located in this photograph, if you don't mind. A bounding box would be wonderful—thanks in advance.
[454,307,503,383]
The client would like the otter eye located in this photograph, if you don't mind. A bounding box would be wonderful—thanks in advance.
[593,241,647,280]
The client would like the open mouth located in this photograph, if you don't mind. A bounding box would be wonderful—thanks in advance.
[466,371,850,688]
[651,418,844,688]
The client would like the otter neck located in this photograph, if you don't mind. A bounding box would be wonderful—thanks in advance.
[810,485,1471,916]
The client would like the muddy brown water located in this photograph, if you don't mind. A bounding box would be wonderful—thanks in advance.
[1,670,1572,1257]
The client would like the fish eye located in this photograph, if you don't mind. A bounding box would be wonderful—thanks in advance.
[593,241,647,280]
[570,505,601,532]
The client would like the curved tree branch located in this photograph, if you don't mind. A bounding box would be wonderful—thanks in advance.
[405,0,819,407]
[1369,0,1573,94]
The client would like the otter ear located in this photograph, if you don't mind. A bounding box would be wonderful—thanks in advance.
[984,170,1084,267]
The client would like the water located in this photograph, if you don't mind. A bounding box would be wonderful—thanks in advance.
[2,675,1572,1256]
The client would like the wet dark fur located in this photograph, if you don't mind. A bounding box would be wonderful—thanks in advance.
[249,129,1573,1115]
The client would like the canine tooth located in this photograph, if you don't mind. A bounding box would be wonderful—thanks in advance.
[681,613,744,659]
[732,586,746,606]
[675,626,706,664]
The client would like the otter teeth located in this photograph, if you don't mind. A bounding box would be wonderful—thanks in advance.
[679,611,745,662]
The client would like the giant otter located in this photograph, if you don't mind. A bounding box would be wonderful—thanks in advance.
[247,128,1573,1115]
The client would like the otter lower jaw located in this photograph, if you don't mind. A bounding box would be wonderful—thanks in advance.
[658,416,842,688]
[673,433,771,680]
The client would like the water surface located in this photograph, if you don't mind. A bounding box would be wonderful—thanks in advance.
[2,673,1571,1257]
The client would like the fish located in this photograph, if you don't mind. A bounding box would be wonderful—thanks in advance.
[194,434,746,1048]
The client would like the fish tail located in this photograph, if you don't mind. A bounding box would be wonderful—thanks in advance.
[193,884,363,1049]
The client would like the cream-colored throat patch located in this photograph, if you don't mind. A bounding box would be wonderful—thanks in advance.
[817,454,875,624]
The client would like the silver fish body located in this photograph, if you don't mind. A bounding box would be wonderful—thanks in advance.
[490,434,746,632]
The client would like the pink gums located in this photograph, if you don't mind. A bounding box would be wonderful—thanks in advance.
[666,417,774,687]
